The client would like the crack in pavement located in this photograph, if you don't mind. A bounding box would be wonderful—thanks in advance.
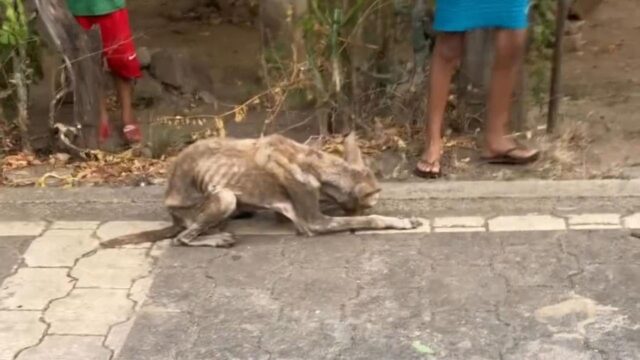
[558,235,586,290]
[5,224,164,360]
[103,242,165,359]
[12,228,100,358]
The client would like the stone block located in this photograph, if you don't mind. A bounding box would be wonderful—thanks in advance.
[24,230,97,267]
[568,213,622,230]
[623,213,640,229]
[17,335,110,360]
[137,46,152,68]
[149,49,214,94]
[0,311,46,360]
[0,222,47,237]
[434,227,486,233]
[45,288,132,335]
[488,215,566,232]
[0,268,73,310]
[135,74,164,103]
[72,249,152,289]
[433,216,486,228]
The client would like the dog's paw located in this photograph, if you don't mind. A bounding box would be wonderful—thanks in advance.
[407,217,423,229]
[396,217,422,229]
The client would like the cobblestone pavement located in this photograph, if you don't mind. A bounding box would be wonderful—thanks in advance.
[0,210,639,360]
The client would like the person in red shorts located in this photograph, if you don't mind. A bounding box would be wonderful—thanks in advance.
[67,0,142,144]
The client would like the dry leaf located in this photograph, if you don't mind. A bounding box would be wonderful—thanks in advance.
[234,106,247,123]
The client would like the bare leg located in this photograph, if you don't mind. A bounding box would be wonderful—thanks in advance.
[114,76,136,126]
[114,76,141,143]
[97,89,111,143]
[99,94,109,125]
[417,33,465,176]
[484,29,538,159]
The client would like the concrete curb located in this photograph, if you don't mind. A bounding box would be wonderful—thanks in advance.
[1,179,640,203]
[382,179,640,200]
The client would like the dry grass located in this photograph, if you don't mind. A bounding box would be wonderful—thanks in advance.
[536,120,592,178]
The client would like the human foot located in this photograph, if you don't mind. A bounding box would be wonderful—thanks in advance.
[482,140,540,165]
[415,142,443,178]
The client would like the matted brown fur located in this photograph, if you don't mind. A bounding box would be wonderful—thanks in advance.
[102,133,420,248]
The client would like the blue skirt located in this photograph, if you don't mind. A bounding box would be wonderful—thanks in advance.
[434,0,530,32]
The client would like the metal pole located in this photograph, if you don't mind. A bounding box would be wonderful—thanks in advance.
[547,0,571,134]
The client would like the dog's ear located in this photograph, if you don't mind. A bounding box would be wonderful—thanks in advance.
[344,132,365,168]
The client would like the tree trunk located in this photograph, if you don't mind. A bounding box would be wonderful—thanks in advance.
[35,0,102,149]
[13,44,32,153]
[0,89,9,151]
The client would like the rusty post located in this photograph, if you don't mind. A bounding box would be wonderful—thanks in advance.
[547,0,571,134]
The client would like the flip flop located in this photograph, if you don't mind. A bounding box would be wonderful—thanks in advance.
[481,146,540,165]
[414,160,442,179]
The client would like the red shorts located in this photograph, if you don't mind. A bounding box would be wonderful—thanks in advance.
[75,8,142,80]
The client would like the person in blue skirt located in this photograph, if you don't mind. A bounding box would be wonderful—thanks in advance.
[415,0,540,178]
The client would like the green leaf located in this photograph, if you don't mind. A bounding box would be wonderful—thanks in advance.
[0,32,9,45]
[412,340,436,355]
[342,0,366,27]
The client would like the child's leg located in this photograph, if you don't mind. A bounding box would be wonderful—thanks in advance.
[95,8,142,143]
[73,15,112,143]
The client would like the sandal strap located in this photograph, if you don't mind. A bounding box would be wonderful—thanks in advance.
[502,146,521,156]
[123,124,139,133]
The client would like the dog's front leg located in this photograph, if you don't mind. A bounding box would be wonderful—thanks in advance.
[307,215,422,234]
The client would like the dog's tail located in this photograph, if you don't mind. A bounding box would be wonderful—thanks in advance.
[100,225,183,248]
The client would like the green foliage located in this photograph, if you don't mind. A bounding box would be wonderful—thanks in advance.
[0,0,43,152]
[300,0,367,100]
[530,0,556,58]
[528,0,556,106]
[0,0,28,46]
[1,0,42,75]
[0,0,43,91]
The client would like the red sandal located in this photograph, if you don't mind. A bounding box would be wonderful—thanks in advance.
[123,124,142,144]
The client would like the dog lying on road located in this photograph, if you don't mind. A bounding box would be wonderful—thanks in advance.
[101,133,421,248]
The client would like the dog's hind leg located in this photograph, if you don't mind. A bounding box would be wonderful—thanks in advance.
[172,187,238,248]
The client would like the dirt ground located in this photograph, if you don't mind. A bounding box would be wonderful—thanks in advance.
[438,0,640,180]
[129,0,640,181]
[5,0,639,186]
[560,0,640,179]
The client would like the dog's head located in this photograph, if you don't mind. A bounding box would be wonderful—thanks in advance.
[318,132,381,215]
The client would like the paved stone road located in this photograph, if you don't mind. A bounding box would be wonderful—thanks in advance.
[2,181,640,360]
[1,210,639,360]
